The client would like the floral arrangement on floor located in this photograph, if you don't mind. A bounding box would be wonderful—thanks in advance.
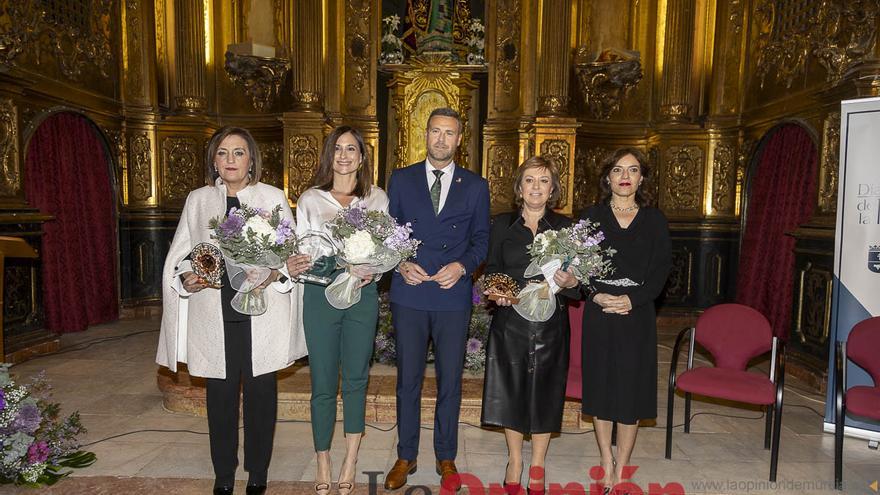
[0,365,95,486]
[373,285,492,374]
[209,203,297,314]
[465,18,485,65]
[380,14,405,65]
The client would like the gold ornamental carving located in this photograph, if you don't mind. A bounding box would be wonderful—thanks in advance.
[537,96,569,117]
[712,144,736,215]
[0,98,20,197]
[260,141,284,189]
[662,145,703,213]
[795,262,832,346]
[129,132,153,203]
[493,0,521,108]
[666,247,694,302]
[124,0,144,99]
[539,139,571,209]
[818,112,840,214]
[486,144,518,210]
[386,54,479,170]
[754,0,879,88]
[101,127,126,200]
[574,49,643,120]
[224,51,291,111]
[346,0,372,97]
[0,0,114,80]
[162,137,202,205]
[573,144,608,213]
[287,135,318,205]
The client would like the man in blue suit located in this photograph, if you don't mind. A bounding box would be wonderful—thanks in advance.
[384,108,490,491]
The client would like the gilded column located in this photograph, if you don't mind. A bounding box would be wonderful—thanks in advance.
[536,0,572,116]
[291,0,324,111]
[659,0,696,121]
[342,0,380,184]
[533,0,577,215]
[283,0,326,205]
[173,0,207,113]
[483,0,527,212]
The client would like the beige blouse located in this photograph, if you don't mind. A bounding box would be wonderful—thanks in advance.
[295,185,390,235]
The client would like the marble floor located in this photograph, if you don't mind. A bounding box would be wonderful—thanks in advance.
[3,314,879,495]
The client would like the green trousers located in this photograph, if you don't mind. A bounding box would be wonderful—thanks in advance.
[302,279,378,451]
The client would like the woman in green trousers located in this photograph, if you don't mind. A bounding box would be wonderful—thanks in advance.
[295,126,388,495]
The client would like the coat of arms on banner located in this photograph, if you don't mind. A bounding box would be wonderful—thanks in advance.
[869,245,880,273]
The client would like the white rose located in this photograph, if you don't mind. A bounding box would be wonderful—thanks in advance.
[245,216,276,241]
[343,230,376,261]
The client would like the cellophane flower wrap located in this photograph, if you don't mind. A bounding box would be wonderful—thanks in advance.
[514,219,616,322]
[209,203,297,315]
[324,205,420,309]
[0,366,96,487]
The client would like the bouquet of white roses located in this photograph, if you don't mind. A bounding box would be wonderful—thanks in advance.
[209,203,297,315]
[0,366,96,487]
[514,219,615,321]
[324,205,420,309]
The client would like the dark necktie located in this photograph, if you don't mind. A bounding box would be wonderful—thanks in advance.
[431,169,444,215]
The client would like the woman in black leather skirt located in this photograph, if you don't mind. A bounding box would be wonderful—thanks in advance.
[481,156,580,495]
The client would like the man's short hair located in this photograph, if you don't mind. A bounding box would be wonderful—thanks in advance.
[427,107,462,133]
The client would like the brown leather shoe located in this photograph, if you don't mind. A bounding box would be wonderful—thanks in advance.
[384,459,417,490]
[436,460,462,491]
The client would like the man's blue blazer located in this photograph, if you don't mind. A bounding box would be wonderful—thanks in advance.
[387,161,490,311]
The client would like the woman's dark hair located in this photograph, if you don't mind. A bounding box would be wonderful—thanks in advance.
[205,126,262,185]
[313,125,373,197]
[513,155,562,209]
[597,147,653,207]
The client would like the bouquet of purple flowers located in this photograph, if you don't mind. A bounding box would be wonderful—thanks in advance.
[209,203,297,315]
[324,205,420,309]
[516,219,615,321]
[0,365,96,487]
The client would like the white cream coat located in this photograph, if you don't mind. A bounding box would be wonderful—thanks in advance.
[156,181,307,378]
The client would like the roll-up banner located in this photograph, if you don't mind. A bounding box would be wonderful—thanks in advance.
[825,97,880,439]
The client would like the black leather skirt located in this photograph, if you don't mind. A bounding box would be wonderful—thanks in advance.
[480,303,570,433]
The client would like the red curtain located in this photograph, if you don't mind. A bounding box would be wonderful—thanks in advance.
[736,124,817,340]
[24,113,118,332]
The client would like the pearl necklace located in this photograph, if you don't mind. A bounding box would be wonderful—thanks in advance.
[609,201,639,213]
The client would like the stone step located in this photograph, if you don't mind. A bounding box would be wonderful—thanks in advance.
[157,363,591,428]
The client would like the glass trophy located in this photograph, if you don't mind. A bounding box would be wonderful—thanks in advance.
[295,230,338,286]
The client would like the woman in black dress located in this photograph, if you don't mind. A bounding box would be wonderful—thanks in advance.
[580,148,671,489]
[481,156,579,495]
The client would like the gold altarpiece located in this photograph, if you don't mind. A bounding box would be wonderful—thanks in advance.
[381,54,481,177]
[0,0,876,376]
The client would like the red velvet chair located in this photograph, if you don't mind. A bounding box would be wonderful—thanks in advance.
[834,316,880,490]
[665,304,786,482]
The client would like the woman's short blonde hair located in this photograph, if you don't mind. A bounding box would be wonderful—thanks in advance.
[513,155,562,209]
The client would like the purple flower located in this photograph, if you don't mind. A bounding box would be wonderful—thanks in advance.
[275,218,294,245]
[13,402,42,434]
[218,213,245,238]
[27,441,49,464]
[344,206,367,229]
[466,338,482,354]
[471,285,482,305]
[0,389,5,410]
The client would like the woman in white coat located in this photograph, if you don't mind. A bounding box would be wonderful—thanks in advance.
[157,126,311,495]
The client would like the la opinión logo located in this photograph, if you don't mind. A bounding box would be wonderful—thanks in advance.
[364,466,687,495]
